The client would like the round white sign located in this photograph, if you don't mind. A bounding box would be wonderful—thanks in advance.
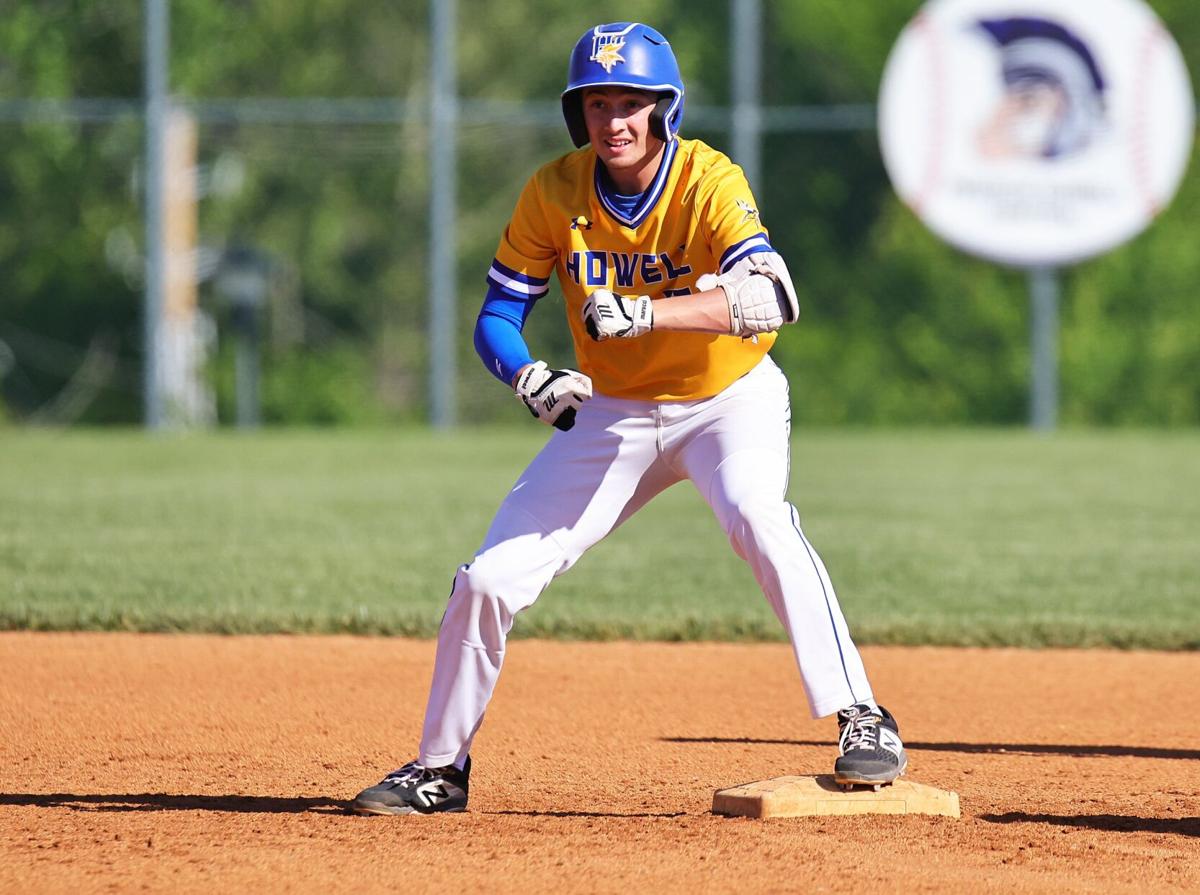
[878,0,1195,267]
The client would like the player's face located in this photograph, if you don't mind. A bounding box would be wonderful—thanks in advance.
[582,87,665,192]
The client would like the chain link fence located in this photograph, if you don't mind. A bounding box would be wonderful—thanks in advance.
[3,1,1197,427]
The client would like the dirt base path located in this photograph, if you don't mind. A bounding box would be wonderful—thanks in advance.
[1,634,1197,893]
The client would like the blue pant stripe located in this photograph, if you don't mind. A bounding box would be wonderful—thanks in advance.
[789,505,858,704]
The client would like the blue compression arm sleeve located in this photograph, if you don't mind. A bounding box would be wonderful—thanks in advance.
[474,285,537,385]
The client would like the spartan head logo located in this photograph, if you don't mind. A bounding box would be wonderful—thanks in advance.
[591,31,627,73]
[975,17,1107,160]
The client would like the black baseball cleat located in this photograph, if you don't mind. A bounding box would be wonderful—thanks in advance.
[834,704,907,790]
[350,756,470,815]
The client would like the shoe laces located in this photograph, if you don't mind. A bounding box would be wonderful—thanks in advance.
[384,761,437,785]
[838,706,882,753]
[384,760,460,786]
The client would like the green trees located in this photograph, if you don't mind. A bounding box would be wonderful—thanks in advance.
[1,1,1196,425]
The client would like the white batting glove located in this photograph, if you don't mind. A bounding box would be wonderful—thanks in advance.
[514,361,593,431]
[582,289,654,341]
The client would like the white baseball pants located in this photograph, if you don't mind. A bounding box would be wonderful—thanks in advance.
[418,356,874,768]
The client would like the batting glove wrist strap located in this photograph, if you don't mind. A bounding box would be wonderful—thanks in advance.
[514,360,593,432]
[583,290,654,341]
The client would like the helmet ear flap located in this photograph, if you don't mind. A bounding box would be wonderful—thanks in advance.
[561,92,589,148]
[648,94,675,142]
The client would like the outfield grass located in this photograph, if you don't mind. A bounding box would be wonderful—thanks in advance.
[1,428,1197,648]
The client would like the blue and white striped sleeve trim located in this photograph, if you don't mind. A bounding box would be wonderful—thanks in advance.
[719,232,774,273]
[486,259,550,299]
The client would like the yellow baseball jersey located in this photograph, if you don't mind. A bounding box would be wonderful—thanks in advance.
[486,138,778,401]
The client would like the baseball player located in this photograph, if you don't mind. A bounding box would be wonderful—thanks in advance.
[352,21,906,816]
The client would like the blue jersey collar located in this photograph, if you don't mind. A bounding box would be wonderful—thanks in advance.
[594,138,678,230]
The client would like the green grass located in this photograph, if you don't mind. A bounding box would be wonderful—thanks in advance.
[1,428,1197,648]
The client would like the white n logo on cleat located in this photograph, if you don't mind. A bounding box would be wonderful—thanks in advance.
[879,728,903,756]
[418,782,449,807]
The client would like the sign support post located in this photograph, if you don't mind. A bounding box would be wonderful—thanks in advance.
[1028,266,1059,431]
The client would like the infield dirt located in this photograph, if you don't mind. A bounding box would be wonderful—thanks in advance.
[2,634,1197,893]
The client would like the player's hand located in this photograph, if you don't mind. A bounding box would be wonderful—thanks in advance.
[583,290,653,341]
[513,361,593,431]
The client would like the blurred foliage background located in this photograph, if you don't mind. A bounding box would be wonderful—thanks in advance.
[1,0,1197,427]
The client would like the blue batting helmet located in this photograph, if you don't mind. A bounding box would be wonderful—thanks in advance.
[561,22,686,148]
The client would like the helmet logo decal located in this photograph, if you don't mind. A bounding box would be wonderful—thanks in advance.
[591,32,626,73]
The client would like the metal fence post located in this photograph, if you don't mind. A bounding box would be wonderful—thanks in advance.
[142,0,168,429]
[429,0,458,427]
[731,0,763,194]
